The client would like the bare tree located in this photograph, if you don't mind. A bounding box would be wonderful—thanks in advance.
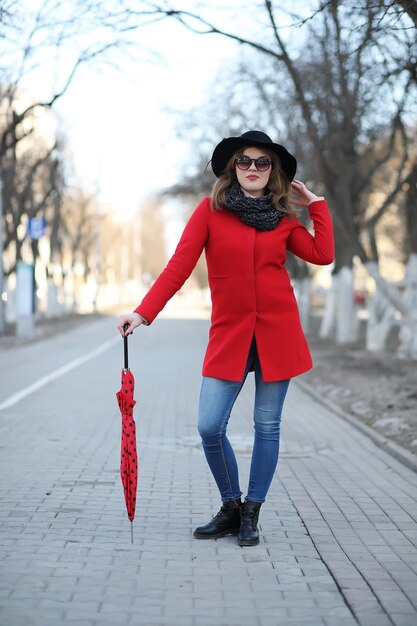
[2,0,415,345]
[1,124,61,277]
[0,0,167,329]
[399,0,417,26]
[139,197,167,281]
[375,0,417,27]
[141,0,416,354]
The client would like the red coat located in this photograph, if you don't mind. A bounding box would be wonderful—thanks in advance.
[135,196,334,382]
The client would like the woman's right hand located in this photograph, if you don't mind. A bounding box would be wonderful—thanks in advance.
[117,312,144,337]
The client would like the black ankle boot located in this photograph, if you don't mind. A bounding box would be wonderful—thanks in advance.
[193,499,242,539]
[238,499,262,546]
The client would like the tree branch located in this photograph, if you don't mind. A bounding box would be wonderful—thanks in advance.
[156,6,286,60]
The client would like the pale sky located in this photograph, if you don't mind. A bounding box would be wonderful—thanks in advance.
[24,7,241,219]
[15,2,305,221]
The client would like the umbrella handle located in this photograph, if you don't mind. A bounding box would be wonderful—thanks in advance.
[123,323,129,370]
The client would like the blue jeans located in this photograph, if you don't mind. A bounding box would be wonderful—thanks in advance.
[198,338,290,503]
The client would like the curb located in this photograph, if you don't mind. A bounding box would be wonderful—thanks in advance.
[295,378,417,473]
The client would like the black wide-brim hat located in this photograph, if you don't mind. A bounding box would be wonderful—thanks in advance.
[211,130,297,181]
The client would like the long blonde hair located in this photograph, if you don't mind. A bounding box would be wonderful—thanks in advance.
[211,148,296,218]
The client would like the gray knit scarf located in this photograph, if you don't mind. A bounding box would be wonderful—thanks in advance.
[225,181,286,231]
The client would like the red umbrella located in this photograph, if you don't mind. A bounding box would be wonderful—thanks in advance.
[116,327,138,543]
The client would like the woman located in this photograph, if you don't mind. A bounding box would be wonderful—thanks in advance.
[117,130,334,546]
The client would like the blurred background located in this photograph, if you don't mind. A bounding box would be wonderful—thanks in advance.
[0,0,416,359]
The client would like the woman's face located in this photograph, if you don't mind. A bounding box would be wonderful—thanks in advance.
[235,147,272,198]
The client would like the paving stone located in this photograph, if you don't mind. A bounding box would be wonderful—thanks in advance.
[390,615,417,626]
[0,318,416,626]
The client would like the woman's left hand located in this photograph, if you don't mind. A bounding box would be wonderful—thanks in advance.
[291,180,320,207]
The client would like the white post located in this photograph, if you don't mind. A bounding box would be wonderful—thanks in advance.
[0,163,5,334]
[16,261,34,338]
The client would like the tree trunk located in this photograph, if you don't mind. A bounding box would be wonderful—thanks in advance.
[366,286,396,352]
[396,0,417,27]
[319,271,358,344]
[365,261,408,315]
[320,278,336,339]
[397,253,417,359]
[335,266,358,343]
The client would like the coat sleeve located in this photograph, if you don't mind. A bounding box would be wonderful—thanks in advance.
[134,197,209,324]
[286,199,334,265]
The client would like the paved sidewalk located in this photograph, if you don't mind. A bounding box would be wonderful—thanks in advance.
[0,317,416,626]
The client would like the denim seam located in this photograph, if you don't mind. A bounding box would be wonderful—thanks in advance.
[218,380,245,500]
[218,438,241,501]
[247,377,290,501]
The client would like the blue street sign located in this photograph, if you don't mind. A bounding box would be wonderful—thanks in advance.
[28,217,46,240]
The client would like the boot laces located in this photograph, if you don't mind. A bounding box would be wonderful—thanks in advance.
[212,501,239,521]
[242,503,260,526]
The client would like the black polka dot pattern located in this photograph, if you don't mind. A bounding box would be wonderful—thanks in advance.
[116,369,138,522]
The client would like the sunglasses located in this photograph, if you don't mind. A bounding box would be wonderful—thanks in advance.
[235,155,272,172]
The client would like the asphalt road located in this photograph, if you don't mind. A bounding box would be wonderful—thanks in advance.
[0,315,416,626]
